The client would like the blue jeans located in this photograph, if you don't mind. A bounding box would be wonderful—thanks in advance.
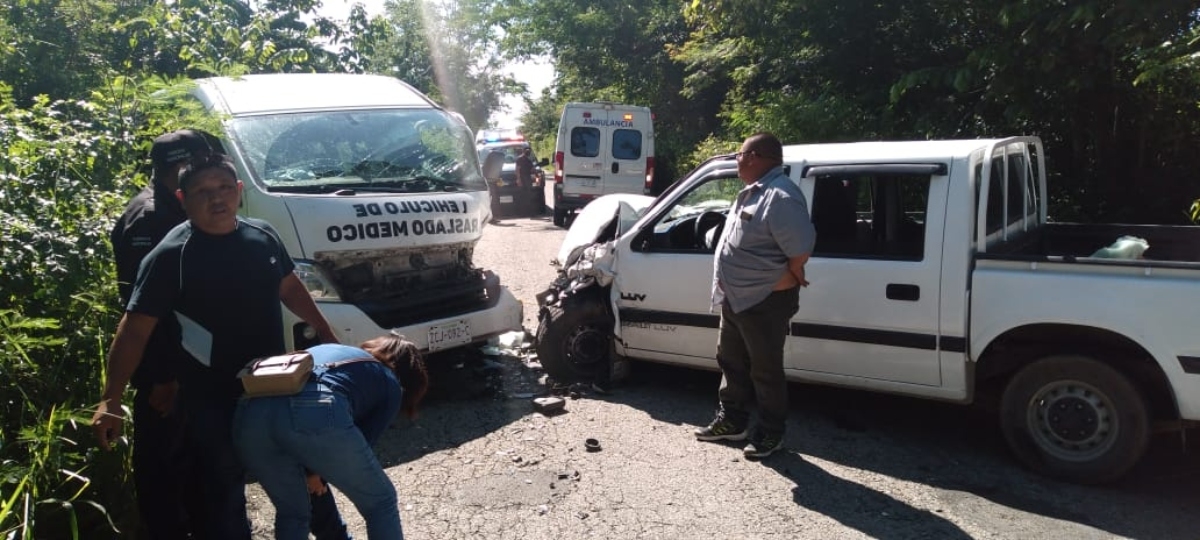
[233,383,402,540]
[182,391,349,540]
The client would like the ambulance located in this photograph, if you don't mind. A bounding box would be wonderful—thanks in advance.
[552,102,654,227]
[187,73,523,353]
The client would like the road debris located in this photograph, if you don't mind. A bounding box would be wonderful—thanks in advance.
[533,396,566,414]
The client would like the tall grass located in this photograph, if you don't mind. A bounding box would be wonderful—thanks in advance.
[0,84,144,538]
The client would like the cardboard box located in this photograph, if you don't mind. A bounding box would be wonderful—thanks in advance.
[238,352,313,397]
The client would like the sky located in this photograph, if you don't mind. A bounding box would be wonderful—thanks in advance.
[315,0,553,129]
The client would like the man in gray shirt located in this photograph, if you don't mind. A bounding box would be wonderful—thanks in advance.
[696,132,816,459]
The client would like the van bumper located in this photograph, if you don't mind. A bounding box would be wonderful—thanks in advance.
[285,287,524,354]
[553,190,593,213]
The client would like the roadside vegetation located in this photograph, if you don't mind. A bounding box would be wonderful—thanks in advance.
[1,0,1197,537]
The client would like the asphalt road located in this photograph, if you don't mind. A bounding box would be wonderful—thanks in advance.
[248,190,1200,539]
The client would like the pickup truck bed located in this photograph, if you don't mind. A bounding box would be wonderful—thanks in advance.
[987,223,1200,263]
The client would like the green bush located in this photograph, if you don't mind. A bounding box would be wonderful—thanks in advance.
[0,83,142,538]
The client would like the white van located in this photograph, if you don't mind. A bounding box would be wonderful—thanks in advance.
[552,102,654,227]
[189,73,522,353]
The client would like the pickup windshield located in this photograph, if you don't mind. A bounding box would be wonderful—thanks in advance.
[227,109,487,194]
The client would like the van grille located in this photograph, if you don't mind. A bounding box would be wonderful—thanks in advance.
[354,269,501,329]
[314,243,502,329]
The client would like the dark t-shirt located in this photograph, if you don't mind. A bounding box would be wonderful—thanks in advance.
[128,217,296,403]
[110,182,188,389]
[516,155,534,184]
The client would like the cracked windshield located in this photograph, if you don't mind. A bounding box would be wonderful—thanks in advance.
[228,109,486,194]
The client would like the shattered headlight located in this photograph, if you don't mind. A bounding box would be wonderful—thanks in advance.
[293,260,341,302]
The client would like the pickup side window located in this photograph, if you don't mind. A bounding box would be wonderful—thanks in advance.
[570,127,600,158]
[810,173,929,261]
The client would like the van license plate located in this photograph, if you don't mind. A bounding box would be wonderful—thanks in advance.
[428,320,471,351]
[499,195,514,203]
[580,179,597,188]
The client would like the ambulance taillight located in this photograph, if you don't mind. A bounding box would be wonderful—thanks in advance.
[644,156,655,194]
[554,151,564,184]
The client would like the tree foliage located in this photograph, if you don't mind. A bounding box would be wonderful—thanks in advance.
[0,81,138,538]
[364,0,515,129]
[0,0,150,104]
[505,0,1200,217]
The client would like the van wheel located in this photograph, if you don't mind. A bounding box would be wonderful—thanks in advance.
[553,208,568,227]
[999,354,1150,484]
[535,291,611,384]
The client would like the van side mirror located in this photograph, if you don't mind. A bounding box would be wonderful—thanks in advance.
[482,151,504,181]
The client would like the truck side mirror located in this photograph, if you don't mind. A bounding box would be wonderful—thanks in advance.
[482,150,504,181]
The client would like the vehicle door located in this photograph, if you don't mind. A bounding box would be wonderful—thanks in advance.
[605,110,649,195]
[611,164,743,368]
[562,107,606,199]
[790,164,949,386]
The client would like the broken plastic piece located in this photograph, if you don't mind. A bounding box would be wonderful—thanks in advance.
[499,330,526,348]
[533,396,566,414]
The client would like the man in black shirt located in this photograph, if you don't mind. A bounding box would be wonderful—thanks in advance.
[515,147,534,188]
[110,129,211,539]
[94,154,340,539]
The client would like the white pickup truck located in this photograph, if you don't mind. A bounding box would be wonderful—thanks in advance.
[535,136,1200,483]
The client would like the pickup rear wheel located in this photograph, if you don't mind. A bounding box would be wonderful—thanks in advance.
[553,207,568,228]
[536,293,611,384]
[1000,354,1150,484]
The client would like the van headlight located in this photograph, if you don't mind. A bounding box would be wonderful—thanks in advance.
[293,261,340,302]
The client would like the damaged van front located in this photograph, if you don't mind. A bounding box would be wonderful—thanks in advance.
[192,73,522,352]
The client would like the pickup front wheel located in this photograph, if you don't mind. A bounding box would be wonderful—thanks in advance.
[535,292,612,384]
[1000,354,1150,484]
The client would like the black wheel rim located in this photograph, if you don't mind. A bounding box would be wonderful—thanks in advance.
[564,322,608,370]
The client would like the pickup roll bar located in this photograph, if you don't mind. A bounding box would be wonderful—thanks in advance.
[974,136,1048,253]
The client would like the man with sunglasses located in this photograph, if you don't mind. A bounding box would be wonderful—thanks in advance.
[696,133,816,459]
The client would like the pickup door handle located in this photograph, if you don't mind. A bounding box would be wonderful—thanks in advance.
[611,162,619,174]
[886,283,920,301]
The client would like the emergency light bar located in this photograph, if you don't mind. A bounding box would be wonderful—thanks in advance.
[479,127,525,143]
[484,135,525,142]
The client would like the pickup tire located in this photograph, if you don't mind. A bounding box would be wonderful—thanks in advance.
[536,292,611,384]
[1000,354,1150,484]
[553,207,568,228]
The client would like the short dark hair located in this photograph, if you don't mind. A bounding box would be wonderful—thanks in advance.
[178,153,237,193]
[746,132,783,162]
